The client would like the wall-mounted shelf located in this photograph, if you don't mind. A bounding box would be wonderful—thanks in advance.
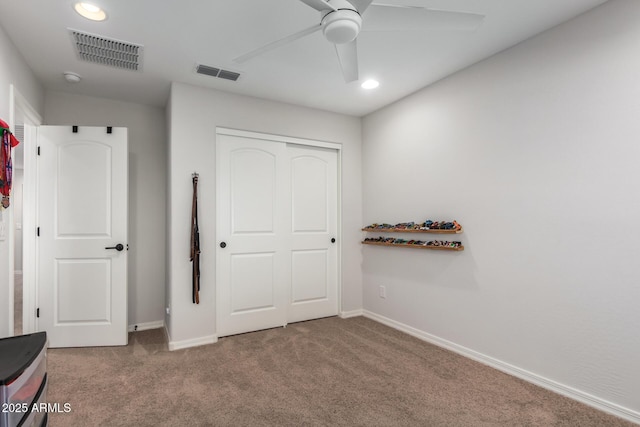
[361,227,463,234]
[361,220,464,251]
[362,240,464,251]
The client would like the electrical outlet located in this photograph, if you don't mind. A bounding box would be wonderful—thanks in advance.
[379,285,386,299]
[165,306,171,315]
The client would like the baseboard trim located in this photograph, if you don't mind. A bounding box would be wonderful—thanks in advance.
[128,320,165,333]
[339,309,364,319]
[167,333,218,351]
[362,310,640,425]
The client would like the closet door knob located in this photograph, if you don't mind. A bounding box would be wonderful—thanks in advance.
[105,243,124,251]
[220,242,227,248]
[331,238,336,243]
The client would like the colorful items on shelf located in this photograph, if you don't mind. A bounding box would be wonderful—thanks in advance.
[423,220,462,231]
[426,240,462,248]
[363,237,462,248]
[364,220,462,231]
[366,223,396,229]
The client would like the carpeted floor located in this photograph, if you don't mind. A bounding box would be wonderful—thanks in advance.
[46,316,634,426]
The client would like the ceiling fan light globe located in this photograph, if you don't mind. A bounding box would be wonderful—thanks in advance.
[322,10,362,44]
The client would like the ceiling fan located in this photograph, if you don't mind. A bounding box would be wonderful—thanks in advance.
[233,0,485,83]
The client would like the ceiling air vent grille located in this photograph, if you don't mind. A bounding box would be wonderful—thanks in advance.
[69,29,143,71]
[196,64,240,81]
[218,70,240,81]
[196,65,220,77]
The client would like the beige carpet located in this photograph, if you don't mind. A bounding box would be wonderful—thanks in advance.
[46,317,634,426]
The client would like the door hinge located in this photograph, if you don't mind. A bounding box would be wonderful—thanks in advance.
[37,146,40,156]
[36,308,40,318]
[36,227,40,237]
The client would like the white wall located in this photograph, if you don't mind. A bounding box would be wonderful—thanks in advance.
[167,83,362,347]
[44,91,167,328]
[0,23,44,338]
[362,0,640,420]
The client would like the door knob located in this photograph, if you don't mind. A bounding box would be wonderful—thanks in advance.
[331,238,336,243]
[220,242,227,248]
[105,243,124,251]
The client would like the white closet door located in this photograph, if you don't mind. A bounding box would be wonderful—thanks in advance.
[216,134,290,337]
[216,131,339,338]
[287,145,338,322]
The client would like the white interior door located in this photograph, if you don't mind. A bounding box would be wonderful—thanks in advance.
[288,145,338,323]
[37,126,128,347]
[216,134,290,337]
[217,131,338,337]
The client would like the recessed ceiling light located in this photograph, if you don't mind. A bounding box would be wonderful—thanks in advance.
[361,79,379,90]
[74,2,107,21]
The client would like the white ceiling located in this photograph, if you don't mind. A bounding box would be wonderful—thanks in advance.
[0,0,608,117]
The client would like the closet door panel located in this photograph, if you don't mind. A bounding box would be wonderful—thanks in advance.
[216,135,289,337]
[288,145,339,323]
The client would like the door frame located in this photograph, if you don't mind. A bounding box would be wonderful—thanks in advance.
[214,127,343,333]
[9,85,42,336]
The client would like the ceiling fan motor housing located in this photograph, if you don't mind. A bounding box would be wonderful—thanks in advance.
[321,6,362,44]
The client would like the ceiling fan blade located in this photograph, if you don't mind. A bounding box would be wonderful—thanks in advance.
[334,40,358,83]
[363,4,485,32]
[234,24,322,64]
[298,0,337,12]
[349,0,374,13]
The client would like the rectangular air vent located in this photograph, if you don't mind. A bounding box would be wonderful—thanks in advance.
[69,29,143,71]
[196,64,240,82]
[217,70,240,81]
[196,65,221,77]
